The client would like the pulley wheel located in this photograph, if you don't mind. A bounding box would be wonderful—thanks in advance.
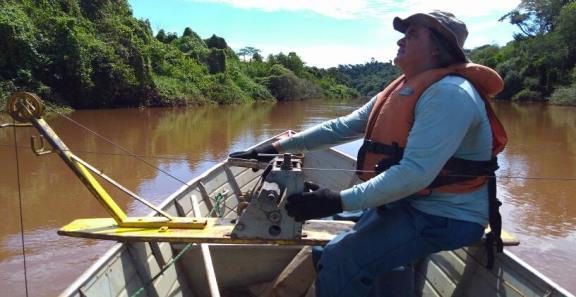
[6,92,45,122]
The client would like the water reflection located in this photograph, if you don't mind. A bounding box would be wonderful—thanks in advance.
[1,100,575,295]
[491,102,576,289]
[494,102,576,237]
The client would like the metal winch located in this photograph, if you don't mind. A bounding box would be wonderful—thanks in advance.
[228,154,305,240]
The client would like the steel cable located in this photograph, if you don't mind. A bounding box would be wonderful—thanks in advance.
[3,143,576,182]
[11,120,29,297]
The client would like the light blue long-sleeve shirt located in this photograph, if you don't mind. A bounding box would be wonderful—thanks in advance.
[278,76,491,225]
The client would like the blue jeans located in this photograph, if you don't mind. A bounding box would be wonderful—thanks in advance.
[313,201,484,297]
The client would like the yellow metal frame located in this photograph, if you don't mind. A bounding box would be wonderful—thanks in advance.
[5,92,206,230]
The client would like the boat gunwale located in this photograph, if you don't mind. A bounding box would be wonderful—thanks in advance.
[503,249,575,297]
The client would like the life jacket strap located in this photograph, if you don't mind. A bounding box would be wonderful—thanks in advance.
[361,139,403,155]
[427,157,499,188]
[356,140,404,173]
[360,140,498,190]
[485,169,503,269]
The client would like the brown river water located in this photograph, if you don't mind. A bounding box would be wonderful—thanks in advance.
[0,99,575,296]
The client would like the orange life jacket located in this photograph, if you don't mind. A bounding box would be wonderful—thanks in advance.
[356,63,507,195]
[356,63,508,268]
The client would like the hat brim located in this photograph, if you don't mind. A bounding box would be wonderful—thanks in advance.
[393,14,468,62]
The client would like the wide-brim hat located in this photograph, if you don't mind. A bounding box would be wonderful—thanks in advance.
[393,11,469,62]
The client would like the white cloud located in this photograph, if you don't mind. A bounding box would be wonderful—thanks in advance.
[187,0,391,19]
[395,0,520,18]
[229,42,397,68]
[204,0,522,67]
[188,0,520,20]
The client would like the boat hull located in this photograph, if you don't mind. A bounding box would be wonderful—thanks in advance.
[59,132,574,297]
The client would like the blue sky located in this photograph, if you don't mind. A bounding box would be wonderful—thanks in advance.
[129,0,521,68]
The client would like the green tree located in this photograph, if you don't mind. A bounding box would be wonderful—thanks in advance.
[266,54,276,64]
[237,46,261,61]
[262,64,307,101]
[500,0,575,37]
[165,32,178,43]
[556,2,576,66]
[0,4,43,87]
[275,52,305,76]
[205,34,227,49]
[156,29,167,42]
[252,52,263,62]
[183,27,193,37]
[237,47,249,61]
[336,60,400,97]
[207,49,226,74]
[246,47,261,61]
[469,44,502,68]
[550,84,576,105]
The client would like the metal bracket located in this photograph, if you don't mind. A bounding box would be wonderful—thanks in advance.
[230,154,304,240]
[30,135,53,156]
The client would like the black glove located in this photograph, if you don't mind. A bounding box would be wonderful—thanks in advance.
[229,143,278,162]
[285,181,343,222]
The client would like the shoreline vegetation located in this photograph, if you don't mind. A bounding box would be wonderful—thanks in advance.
[1,0,575,110]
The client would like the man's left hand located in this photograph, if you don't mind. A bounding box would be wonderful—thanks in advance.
[285,182,343,222]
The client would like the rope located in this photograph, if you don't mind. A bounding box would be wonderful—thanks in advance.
[12,120,29,297]
[129,243,193,297]
[209,193,226,218]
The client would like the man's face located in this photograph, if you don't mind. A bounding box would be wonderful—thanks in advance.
[394,24,436,72]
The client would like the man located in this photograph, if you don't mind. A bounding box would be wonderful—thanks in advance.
[231,11,506,297]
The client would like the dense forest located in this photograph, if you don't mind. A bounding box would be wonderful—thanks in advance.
[336,59,400,98]
[469,0,576,105]
[0,0,361,109]
[0,0,575,109]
